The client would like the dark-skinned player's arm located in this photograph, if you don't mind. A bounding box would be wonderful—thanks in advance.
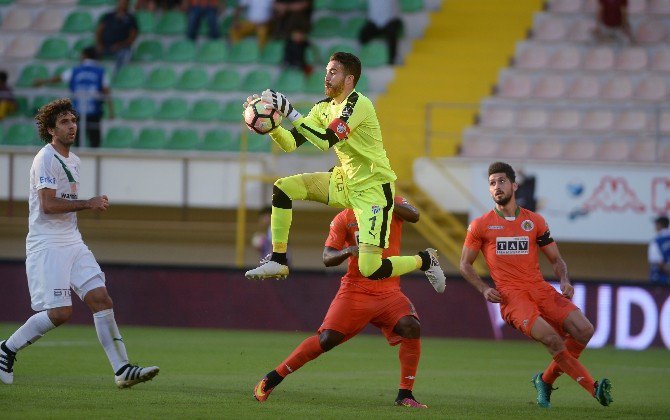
[393,196,419,223]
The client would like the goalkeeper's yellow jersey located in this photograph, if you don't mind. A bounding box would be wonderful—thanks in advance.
[269,90,397,191]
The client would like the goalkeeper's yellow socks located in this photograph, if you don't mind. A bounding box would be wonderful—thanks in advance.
[270,207,292,245]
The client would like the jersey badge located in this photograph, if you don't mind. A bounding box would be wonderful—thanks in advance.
[371,205,381,215]
[521,219,534,232]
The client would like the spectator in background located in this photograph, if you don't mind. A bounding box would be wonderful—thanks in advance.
[282,24,318,75]
[33,47,113,148]
[272,0,312,40]
[230,0,274,51]
[96,0,139,74]
[593,0,634,44]
[184,0,224,41]
[252,206,273,262]
[0,70,18,120]
[649,215,670,285]
[359,0,403,65]
[515,169,537,212]
[135,0,180,11]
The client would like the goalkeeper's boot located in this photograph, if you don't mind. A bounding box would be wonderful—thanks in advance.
[531,372,554,408]
[423,248,446,293]
[114,364,160,389]
[594,378,613,406]
[245,261,289,280]
[254,376,275,402]
[0,340,16,385]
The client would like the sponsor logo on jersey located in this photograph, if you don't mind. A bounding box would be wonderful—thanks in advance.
[53,288,71,297]
[371,205,381,215]
[346,222,358,228]
[521,219,534,231]
[342,105,353,118]
[488,225,504,230]
[40,176,56,184]
[496,236,530,254]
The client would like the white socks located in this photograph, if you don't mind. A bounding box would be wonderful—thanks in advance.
[93,309,129,372]
[6,311,56,352]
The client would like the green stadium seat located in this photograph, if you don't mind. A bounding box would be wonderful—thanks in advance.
[356,74,369,92]
[342,17,365,38]
[196,41,227,63]
[326,43,359,59]
[135,40,163,62]
[104,97,123,118]
[188,99,223,122]
[176,67,209,91]
[36,38,69,60]
[259,41,283,65]
[16,64,49,88]
[121,97,157,120]
[62,11,94,33]
[200,130,235,151]
[4,123,39,146]
[155,98,189,120]
[70,37,95,59]
[219,14,234,34]
[135,10,156,33]
[229,39,259,64]
[305,72,326,94]
[31,96,59,115]
[241,70,273,92]
[314,0,332,10]
[165,40,196,63]
[241,131,271,153]
[155,11,186,36]
[165,129,199,150]
[330,0,364,11]
[275,70,306,93]
[111,65,145,89]
[312,16,342,38]
[136,128,168,149]
[51,65,69,88]
[360,41,389,67]
[400,0,423,12]
[209,69,240,92]
[220,101,242,123]
[79,0,115,5]
[145,67,177,90]
[13,97,31,117]
[102,127,134,149]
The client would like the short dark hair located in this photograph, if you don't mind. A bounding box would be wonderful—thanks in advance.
[82,46,99,60]
[655,215,669,229]
[488,161,516,183]
[34,98,79,143]
[329,52,361,87]
[0,71,7,83]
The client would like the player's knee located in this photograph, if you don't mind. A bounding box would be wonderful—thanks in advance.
[272,183,292,209]
[394,316,420,339]
[318,330,344,352]
[574,321,594,343]
[542,332,565,353]
[47,306,72,326]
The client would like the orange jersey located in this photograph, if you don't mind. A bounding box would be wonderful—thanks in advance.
[325,208,403,293]
[464,207,553,292]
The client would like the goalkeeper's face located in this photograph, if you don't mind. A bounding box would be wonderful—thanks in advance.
[324,61,347,98]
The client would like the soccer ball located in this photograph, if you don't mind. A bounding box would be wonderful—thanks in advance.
[243,98,282,134]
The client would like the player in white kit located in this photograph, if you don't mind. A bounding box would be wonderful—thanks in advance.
[0,98,159,388]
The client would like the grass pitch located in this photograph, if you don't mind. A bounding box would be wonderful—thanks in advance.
[1,323,668,419]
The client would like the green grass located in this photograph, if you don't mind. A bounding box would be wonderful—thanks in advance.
[1,323,669,419]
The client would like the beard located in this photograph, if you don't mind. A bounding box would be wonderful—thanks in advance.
[493,192,513,206]
[325,80,344,98]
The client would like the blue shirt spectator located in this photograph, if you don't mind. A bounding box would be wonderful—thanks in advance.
[649,215,670,285]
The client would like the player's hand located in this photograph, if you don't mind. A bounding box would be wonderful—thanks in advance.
[261,89,302,122]
[483,287,502,303]
[88,195,109,212]
[346,246,359,257]
[560,280,574,299]
[243,94,260,109]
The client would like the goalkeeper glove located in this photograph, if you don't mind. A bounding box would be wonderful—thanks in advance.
[261,89,302,123]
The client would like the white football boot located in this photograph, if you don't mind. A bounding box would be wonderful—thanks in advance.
[424,248,446,293]
[115,364,160,389]
[245,261,289,280]
[0,340,16,385]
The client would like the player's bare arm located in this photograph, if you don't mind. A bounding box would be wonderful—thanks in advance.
[459,245,501,303]
[541,242,573,299]
[323,246,358,267]
[39,188,109,214]
[393,201,419,223]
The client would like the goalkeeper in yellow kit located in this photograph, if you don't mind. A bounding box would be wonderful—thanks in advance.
[243,52,445,291]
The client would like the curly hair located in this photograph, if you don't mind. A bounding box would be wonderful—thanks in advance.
[488,161,516,183]
[34,98,79,143]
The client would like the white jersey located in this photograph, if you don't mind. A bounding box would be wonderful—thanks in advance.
[27,144,84,253]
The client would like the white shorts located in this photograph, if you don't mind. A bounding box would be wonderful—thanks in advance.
[26,243,106,311]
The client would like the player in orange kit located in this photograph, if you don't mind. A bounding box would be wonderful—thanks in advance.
[459,161,613,408]
[253,196,433,408]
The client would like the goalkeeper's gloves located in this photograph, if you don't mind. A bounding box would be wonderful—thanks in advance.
[261,89,302,123]
[242,94,260,110]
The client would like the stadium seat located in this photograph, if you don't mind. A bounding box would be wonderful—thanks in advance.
[600,76,633,101]
[220,101,242,123]
[31,95,59,114]
[32,9,65,32]
[635,19,667,44]
[548,0,582,13]
[634,76,668,101]
[650,0,670,13]
[342,17,365,38]
[596,139,630,161]
[515,44,548,70]
[305,71,326,94]
[583,47,615,70]
[479,108,515,129]
[176,67,208,91]
[121,97,157,120]
[400,0,424,12]
[548,109,581,130]
[165,129,199,150]
[104,97,122,118]
[210,69,240,91]
[650,47,670,72]
[135,10,156,33]
[567,75,600,99]
[628,0,648,14]
[566,18,594,42]
[497,137,531,159]
[242,132,272,153]
[145,67,178,90]
[165,40,196,62]
[4,123,39,146]
[613,110,650,132]
[582,110,614,131]
[155,98,189,120]
[188,99,223,122]
[111,65,145,89]
[229,39,259,63]
[615,47,648,71]
[314,0,332,10]
[629,139,657,162]
[312,16,342,38]
[330,0,364,11]
[497,73,532,99]
[241,70,273,92]
[275,70,306,93]
[533,16,568,41]
[0,8,31,31]
[13,96,32,118]
[200,129,235,151]
[356,74,369,92]
[516,109,548,129]
[78,0,115,5]
[4,36,39,59]
[460,136,498,158]
[529,140,563,159]
[562,139,597,160]
[135,128,168,149]
[259,41,283,65]
[326,43,359,60]
[36,37,69,60]
[16,64,49,87]
[70,37,94,59]
[548,45,582,70]
[102,127,134,148]
[155,11,186,35]
[361,41,389,67]
[196,40,227,63]
[533,74,566,99]
[62,11,94,33]
[135,40,163,62]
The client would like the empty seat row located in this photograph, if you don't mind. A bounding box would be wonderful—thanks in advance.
[533,14,670,43]
[515,43,670,72]
[548,0,670,15]
[497,71,670,101]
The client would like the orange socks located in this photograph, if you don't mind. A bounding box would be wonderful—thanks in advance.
[551,349,595,396]
[542,338,586,384]
[399,338,421,390]
[275,335,324,377]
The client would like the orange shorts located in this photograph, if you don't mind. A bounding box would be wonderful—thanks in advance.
[500,281,578,338]
[318,282,418,346]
